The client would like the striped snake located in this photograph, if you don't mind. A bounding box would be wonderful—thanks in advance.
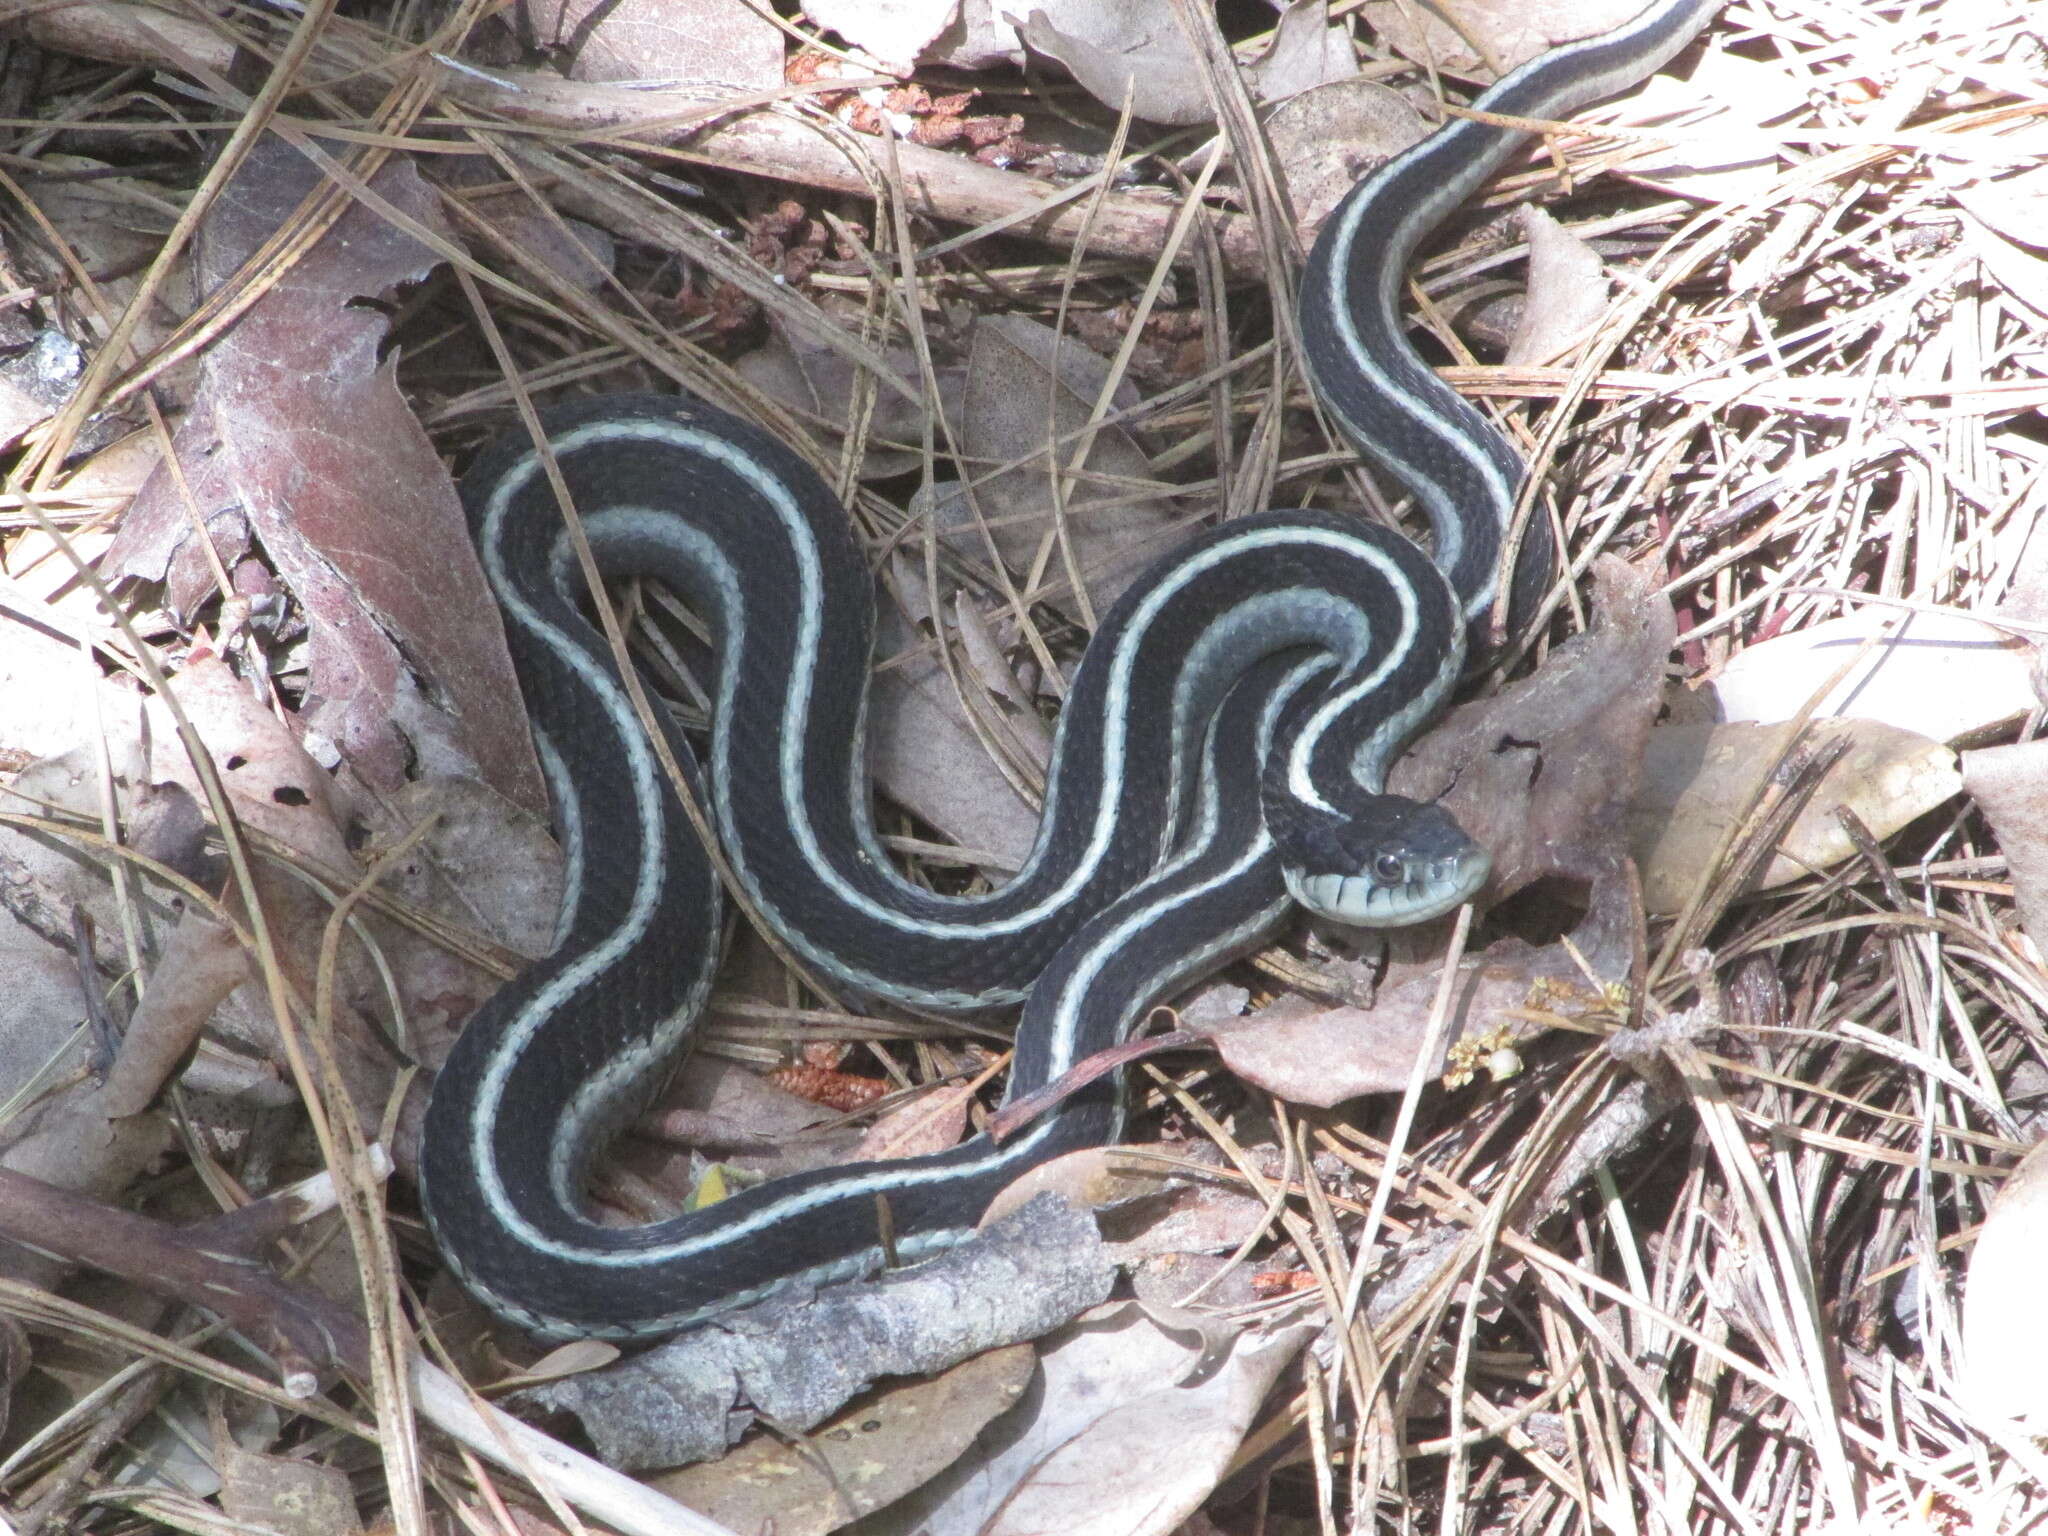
[420,0,1719,1340]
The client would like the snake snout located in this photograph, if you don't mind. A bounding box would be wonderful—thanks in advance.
[1281,798,1490,928]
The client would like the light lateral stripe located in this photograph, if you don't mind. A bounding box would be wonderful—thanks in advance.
[1041,656,1325,1090]
[426,0,1727,1342]
[1349,631,1465,789]
[454,667,1316,1273]
[466,436,1458,1274]
[764,517,1425,945]
[533,508,739,1209]
[460,743,1291,1273]
[473,487,677,1242]
[1310,124,1517,618]
[1306,0,1719,622]
[482,418,1409,958]
[1283,564,1422,809]
[479,420,1086,951]
[531,729,581,956]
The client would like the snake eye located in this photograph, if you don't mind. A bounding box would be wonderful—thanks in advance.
[1372,853,1407,885]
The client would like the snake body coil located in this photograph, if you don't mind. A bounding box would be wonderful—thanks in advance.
[421,0,1720,1340]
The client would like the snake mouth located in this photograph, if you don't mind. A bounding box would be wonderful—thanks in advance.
[1285,847,1491,929]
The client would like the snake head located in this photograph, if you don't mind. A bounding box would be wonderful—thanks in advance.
[1278,795,1490,929]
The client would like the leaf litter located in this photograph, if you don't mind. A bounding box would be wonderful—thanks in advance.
[1,0,2046,1533]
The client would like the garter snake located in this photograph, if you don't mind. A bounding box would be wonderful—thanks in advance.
[420,0,1719,1340]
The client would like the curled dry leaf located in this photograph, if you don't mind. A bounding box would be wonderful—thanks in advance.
[1623,53,1790,205]
[1243,0,1356,107]
[1503,206,1610,367]
[0,328,81,447]
[0,602,139,762]
[355,776,565,1106]
[49,428,164,508]
[877,1301,1312,1536]
[120,658,408,1122]
[1954,163,2048,322]
[622,1054,864,1202]
[0,651,352,953]
[1398,555,1675,918]
[803,0,963,69]
[103,143,541,811]
[1021,0,1349,127]
[852,1078,977,1161]
[1201,992,1453,1107]
[1961,741,2048,963]
[1634,719,1961,917]
[1961,1139,2048,1429]
[923,0,1024,70]
[654,1344,1037,1536]
[865,314,1190,872]
[1259,79,1430,245]
[1015,0,1214,127]
[868,592,1043,872]
[11,156,188,380]
[0,899,161,1229]
[433,160,616,295]
[983,1142,1197,1229]
[1708,606,2035,745]
[220,1446,362,1536]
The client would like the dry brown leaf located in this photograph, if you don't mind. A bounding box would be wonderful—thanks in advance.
[220,1445,363,1536]
[522,0,782,85]
[1395,556,1676,916]
[355,776,564,1082]
[803,0,962,68]
[433,160,616,294]
[983,1142,1191,1228]
[734,317,962,480]
[0,329,82,447]
[1095,1168,1273,1267]
[1623,53,1789,204]
[868,590,1043,871]
[1196,557,1674,1082]
[1016,0,1213,127]
[1021,0,1349,127]
[636,1054,863,1183]
[1243,0,1354,106]
[1200,993,1444,1106]
[103,144,542,810]
[12,156,188,372]
[1358,0,1662,82]
[0,904,105,1125]
[0,598,139,761]
[960,313,1183,617]
[1260,78,1431,244]
[922,0,1024,69]
[1636,719,1961,917]
[853,1079,976,1160]
[878,1302,1312,1536]
[1503,206,1609,367]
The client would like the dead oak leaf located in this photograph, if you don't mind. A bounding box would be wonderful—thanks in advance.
[104,144,541,811]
